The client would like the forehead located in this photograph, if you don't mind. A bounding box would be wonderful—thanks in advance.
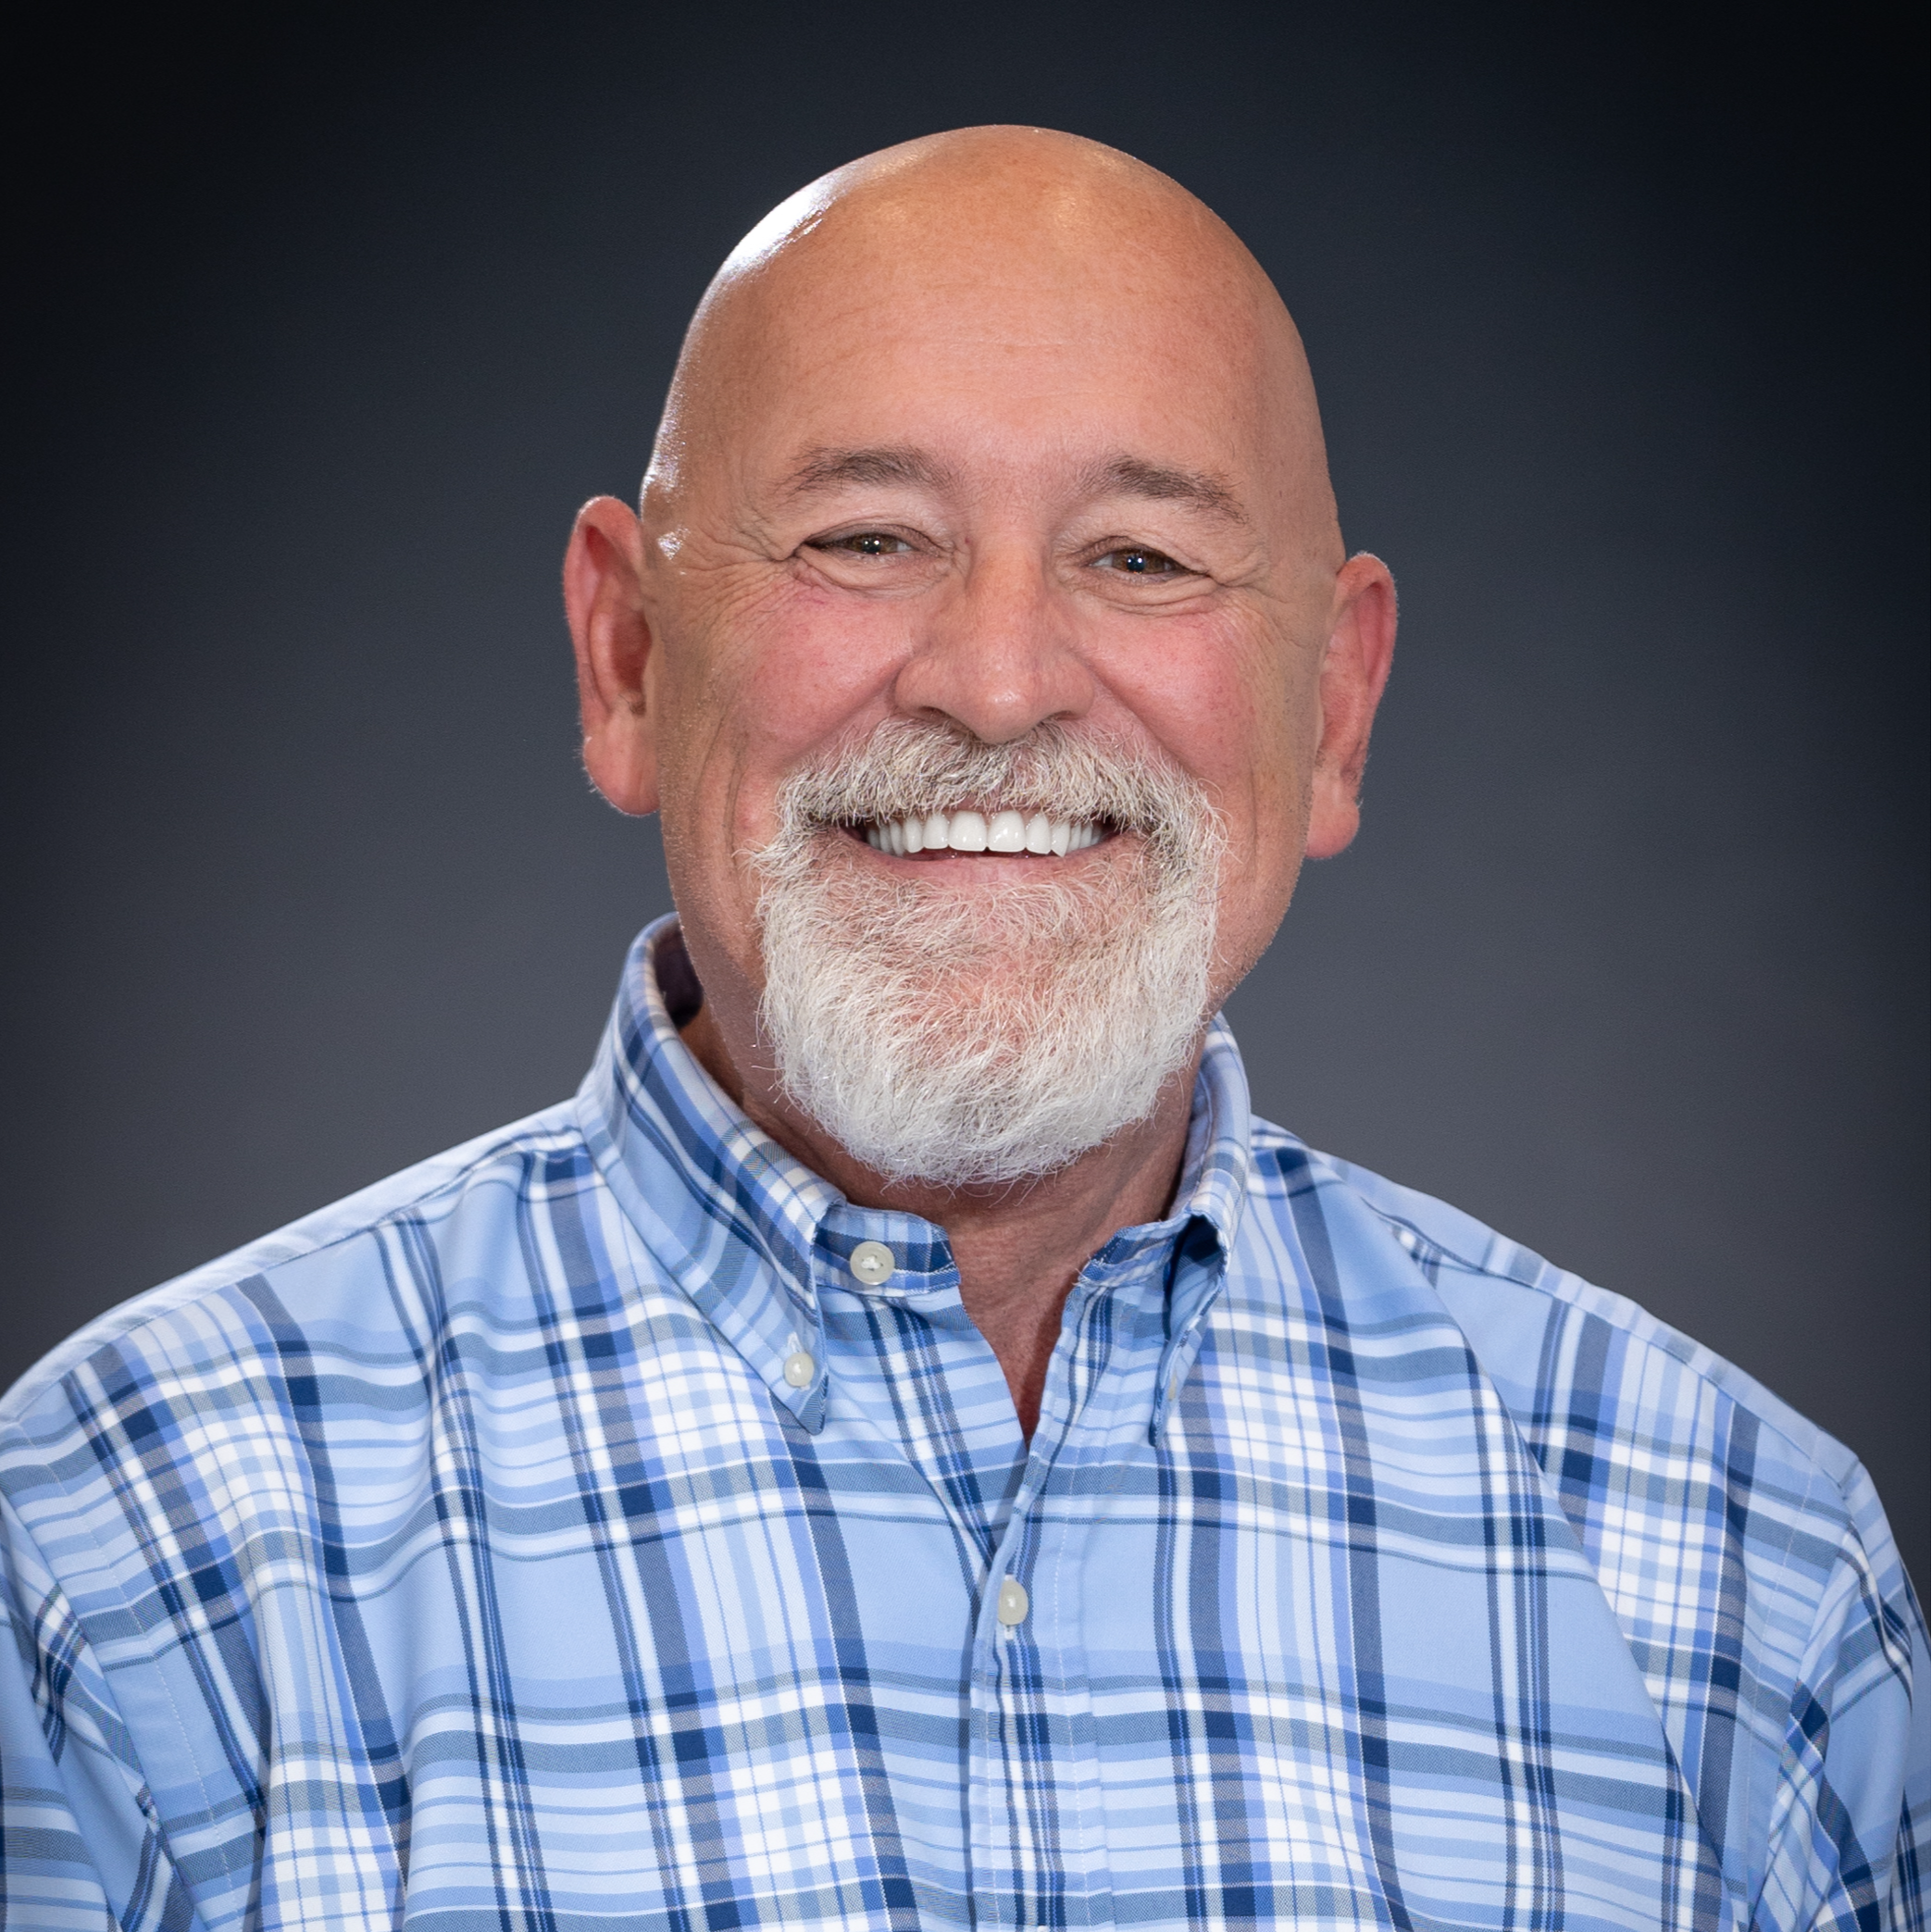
[704,218,1281,502]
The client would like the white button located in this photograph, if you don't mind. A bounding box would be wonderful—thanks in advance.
[848,1240,896,1287]
[995,1577,1029,1626]
[781,1351,816,1388]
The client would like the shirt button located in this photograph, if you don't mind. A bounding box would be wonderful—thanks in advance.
[781,1351,816,1389]
[995,1577,1029,1626]
[848,1240,896,1287]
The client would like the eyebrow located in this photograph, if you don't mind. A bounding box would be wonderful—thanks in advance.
[779,445,956,498]
[1080,455,1251,527]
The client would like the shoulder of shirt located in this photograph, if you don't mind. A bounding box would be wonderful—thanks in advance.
[0,1099,589,1430]
[1243,1113,1869,1509]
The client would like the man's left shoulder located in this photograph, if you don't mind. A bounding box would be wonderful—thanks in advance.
[1243,1118,1921,1653]
[1249,1117,1861,1491]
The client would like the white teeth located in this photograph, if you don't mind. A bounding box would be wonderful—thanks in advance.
[863,812,1105,855]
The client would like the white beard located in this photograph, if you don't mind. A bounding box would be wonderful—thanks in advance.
[750,720,1225,1188]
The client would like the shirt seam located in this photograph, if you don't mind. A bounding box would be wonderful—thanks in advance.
[1347,1193,1860,1516]
[4,1494,213,1919]
[1,1116,588,1429]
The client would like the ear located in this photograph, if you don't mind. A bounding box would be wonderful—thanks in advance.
[564,496,660,816]
[1303,553,1398,860]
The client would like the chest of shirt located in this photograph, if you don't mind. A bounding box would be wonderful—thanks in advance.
[93,1221,1723,1931]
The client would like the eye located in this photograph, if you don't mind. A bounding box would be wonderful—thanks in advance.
[1092,544,1185,577]
[807,531,914,558]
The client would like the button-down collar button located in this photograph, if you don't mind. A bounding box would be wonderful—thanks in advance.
[848,1240,896,1288]
[781,1351,816,1389]
[995,1577,1029,1627]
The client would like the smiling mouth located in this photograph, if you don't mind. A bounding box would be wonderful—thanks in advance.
[854,809,1109,857]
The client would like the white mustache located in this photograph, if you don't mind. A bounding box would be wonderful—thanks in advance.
[772,717,1216,859]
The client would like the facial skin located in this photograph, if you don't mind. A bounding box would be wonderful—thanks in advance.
[565,128,1396,1431]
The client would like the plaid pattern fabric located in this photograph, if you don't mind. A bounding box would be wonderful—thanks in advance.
[2,916,1923,1930]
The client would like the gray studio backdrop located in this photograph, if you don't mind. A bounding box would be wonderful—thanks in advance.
[7,5,1924,1595]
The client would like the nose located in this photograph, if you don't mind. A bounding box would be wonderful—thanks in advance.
[891,542,1096,743]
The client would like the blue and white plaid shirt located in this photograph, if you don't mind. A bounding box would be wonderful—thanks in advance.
[2,917,1923,1930]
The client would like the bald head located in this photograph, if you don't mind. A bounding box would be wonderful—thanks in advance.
[644,127,1340,573]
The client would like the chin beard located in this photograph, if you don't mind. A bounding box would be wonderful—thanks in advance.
[749,720,1225,1189]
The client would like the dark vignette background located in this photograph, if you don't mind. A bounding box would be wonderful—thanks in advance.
[6,2,1926,1596]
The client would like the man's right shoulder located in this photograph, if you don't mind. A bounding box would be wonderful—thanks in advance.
[0,1099,595,1434]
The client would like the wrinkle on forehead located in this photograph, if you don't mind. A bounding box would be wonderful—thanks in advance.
[645,127,1339,570]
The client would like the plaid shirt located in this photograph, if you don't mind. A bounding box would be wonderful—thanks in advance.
[2,917,1923,1931]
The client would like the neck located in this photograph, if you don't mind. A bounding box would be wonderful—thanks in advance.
[677,998,1197,1436]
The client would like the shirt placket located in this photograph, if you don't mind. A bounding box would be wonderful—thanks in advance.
[972,1436,1058,1928]
[968,1242,1168,1932]
[811,1214,1047,1925]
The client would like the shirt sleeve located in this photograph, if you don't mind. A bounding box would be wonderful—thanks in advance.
[0,1490,203,1932]
[1756,1463,1929,1931]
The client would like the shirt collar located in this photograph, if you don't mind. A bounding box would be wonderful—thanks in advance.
[577,915,1253,1431]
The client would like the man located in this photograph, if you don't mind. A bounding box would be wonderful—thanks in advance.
[1,126,1921,1930]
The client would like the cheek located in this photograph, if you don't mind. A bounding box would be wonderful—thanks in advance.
[1102,616,1304,830]
[660,572,909,846]
[1100,617,1311,981]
